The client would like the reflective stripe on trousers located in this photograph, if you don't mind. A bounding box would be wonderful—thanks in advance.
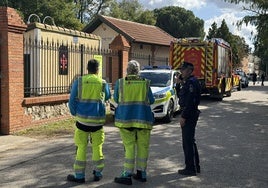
[119,128,151,173]
[73,127,105,174]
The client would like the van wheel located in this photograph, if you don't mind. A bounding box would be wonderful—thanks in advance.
[163,100,174,123]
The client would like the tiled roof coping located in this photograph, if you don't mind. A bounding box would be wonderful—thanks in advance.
[26,22,100,40]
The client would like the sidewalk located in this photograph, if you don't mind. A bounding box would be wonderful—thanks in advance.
[0,85,267,187]
[0,135,37,153]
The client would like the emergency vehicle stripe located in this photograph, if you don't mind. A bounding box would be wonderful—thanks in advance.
[173,45,182,69]
[200,47,205,78]
[226,78,232,91]
[206,42,214,85]
[174,46,186,69]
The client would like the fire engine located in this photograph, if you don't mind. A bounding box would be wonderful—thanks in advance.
[170,38,240,100]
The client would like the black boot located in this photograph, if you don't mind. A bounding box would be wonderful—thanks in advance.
[67,174,85,183]
[93,170,103,181]
[196,165,201,173]
[178,168,196,176]
[114,171,132,185]
[133,170,147,182]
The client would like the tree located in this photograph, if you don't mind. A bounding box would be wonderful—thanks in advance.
[74,0,112,24]
[230,35,249,68]
[207,22,218,39]
[223,0,268,72]
[207,19,249,68]
[216,19,232,42]
[153,6,205,39]
[0,0,84,30]
[104,0,155,24]
[135,10,156,25]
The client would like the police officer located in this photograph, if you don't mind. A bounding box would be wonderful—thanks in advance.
[113,60,155,185]
[67,59,111,183]
[177,61,201,176]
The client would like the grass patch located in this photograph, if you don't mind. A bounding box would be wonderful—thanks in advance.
[14,118,76,139]
[14,114,114,139]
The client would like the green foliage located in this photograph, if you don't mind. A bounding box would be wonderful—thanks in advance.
[207,19,249,68]
[154,6,205,39]
[14,119,76,138]
[0,0,84,30]
[207,22,218,39]
[223,0,268,72]
[104,0,155,24]
[119,0,142,21]
[216,19,232,42]
[135,10,156,25]
[74,0,113,24]
[42,0,84,30]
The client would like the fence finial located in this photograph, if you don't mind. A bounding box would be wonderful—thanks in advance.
[27,14,41,24]
[43,16,56,26]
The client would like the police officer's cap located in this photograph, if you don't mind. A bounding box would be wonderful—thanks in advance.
[127,60,140,75]
[179,61,194,70]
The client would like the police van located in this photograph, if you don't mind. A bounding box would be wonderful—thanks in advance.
[110,66,180,123]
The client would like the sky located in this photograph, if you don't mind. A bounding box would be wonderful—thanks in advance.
[138,0,256,51]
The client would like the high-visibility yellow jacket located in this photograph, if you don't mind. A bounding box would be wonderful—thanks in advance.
[69,74,111,125]
[113,75,155,129]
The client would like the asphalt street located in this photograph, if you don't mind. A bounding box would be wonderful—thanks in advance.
[0,82,267,188]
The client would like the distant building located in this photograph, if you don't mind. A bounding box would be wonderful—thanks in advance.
[83,15,175,68]
[241,54,260,74]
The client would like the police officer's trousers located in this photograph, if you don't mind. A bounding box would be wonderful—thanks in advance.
[73,127,105,176]
[119,128,151,174]
[181,111,200,171]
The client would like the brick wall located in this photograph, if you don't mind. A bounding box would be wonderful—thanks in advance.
[109,34,130,83]
[0,7,72,134]
[0,7,26,134]
[0,8,128,134]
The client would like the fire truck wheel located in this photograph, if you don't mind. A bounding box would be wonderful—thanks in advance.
[226,90,231,97]
[237,81,242,91]
[163,100,174,123]
[217,94,223,101]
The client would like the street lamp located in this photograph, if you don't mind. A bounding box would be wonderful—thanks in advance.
[27,14,41,24]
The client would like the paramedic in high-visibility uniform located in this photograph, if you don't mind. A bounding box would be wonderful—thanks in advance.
[113,60,155,185]
[67,59,111,183]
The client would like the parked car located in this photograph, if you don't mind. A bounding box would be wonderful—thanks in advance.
[110,66,181,123]
[235,69,249,88]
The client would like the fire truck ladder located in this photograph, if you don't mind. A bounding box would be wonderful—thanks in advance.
[205,42,214,85]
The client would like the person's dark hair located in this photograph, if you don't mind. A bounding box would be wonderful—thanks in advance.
[180,61,194,71]
[87,59,99,73]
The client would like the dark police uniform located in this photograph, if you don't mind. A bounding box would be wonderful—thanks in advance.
[178,74,201,173]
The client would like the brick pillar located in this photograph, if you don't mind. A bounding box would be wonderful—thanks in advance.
[109,34,130,83]
[0,7,26,134]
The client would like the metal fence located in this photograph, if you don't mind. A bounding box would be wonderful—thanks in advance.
[23,37,170,98]
[23,37,118,97]
[130,52,169,67]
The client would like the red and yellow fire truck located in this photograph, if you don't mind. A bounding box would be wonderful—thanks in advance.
[170,38,240,100]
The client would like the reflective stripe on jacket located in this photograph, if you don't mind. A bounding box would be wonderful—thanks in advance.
[75,75,106,124]
[114,75,155,129]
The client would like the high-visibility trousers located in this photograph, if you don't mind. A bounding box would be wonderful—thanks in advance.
[73,127,105,175]
[119,128,151,173]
